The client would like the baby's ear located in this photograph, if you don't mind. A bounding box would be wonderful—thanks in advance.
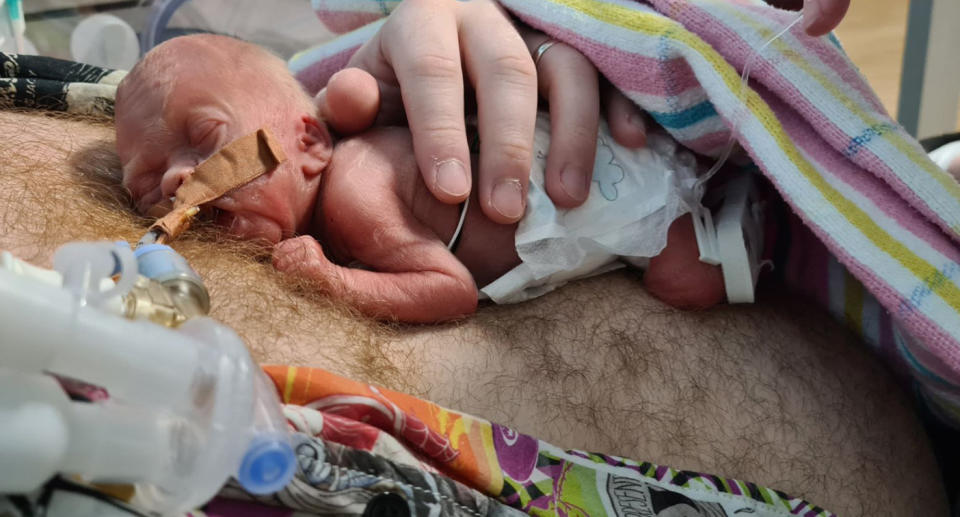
[298,115,332,177]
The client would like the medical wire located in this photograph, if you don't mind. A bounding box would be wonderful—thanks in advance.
[693,13,805,202]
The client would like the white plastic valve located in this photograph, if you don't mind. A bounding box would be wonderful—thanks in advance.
[53,241,137,307]
[0,242,295,514]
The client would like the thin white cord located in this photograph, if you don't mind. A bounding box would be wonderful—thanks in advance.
[693,13,805,201]
[447,196,470,251]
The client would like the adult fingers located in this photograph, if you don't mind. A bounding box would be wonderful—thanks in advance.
[523,33,600,208]
[604,84,648,149]
[461,0,539,223]
[379,0,472,205]
[802,0,850,36]
[316,67,381,135]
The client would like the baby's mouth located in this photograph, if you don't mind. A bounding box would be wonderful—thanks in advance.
[197,205,222,223]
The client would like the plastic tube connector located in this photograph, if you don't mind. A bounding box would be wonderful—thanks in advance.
[134,244,210,315]
[2,243,295,510]
[52,241,137,306]
[238,434,296,495]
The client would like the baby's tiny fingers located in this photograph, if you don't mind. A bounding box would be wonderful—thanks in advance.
[604,86,647,149]
[273,236,323,273]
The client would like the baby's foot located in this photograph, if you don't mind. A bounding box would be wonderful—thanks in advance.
[644,214,726,310]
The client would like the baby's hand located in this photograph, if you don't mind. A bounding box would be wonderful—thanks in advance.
[273,236,336,285]
[272,235,477,322]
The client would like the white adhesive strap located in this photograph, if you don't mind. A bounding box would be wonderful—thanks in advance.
[714,175,764,303]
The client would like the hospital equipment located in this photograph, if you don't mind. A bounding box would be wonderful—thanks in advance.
[6,0,23,52]
[17,0,321,64]
[0,240,296,514]
[70,13,140,69]
[0,0,34,54]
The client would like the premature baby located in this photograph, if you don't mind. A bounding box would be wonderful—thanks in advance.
[115,35,725,322]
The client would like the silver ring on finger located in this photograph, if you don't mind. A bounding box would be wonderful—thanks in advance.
[532,39,558,68]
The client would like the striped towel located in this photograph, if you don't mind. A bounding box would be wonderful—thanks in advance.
[293,0,960,426]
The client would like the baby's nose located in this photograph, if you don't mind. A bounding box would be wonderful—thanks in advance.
[160,164,193,198]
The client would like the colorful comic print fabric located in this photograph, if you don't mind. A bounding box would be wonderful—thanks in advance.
[262,366,835,517]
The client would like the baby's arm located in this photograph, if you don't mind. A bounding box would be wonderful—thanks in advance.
[273,216,477,324]
[274,235,476,322]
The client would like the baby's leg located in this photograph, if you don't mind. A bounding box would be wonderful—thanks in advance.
[644,214,726,309]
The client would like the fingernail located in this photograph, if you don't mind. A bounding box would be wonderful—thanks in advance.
[435,159,470,198]
[802,0,822,32]
[560,166,589,202]
[491,178,524,220]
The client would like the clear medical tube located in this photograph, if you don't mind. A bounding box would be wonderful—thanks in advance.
[690,13,804,264]
[694,13,805,198]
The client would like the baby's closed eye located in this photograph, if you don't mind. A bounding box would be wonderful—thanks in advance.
[189,119,225,150]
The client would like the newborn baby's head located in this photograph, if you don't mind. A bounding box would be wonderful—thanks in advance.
[115,34,331,244]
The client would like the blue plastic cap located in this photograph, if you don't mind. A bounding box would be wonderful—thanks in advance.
[134,244,194,281]
[133,243,172,258]
[237,435,296,495]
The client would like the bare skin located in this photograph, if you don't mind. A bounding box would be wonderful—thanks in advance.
[115,35,723,322]
[0,109,948,515]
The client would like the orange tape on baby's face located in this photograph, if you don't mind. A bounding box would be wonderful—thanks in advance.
[149,128,287,241]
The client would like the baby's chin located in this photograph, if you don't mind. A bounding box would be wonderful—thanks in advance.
[219,212,286,245]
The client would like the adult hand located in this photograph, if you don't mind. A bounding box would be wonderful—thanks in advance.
[318,0,650,216]
[320,0,537,224]
[802,0,850,36]
[519,29,647,206]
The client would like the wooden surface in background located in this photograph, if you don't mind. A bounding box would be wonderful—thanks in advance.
[833,0,909,120]
[834,0,960,131]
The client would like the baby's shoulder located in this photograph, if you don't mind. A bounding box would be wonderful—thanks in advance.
[326,126,421,198]
[322,125,421,211]
[331,126,416,173]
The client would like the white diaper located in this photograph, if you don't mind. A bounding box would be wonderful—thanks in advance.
[480,113,699,304]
